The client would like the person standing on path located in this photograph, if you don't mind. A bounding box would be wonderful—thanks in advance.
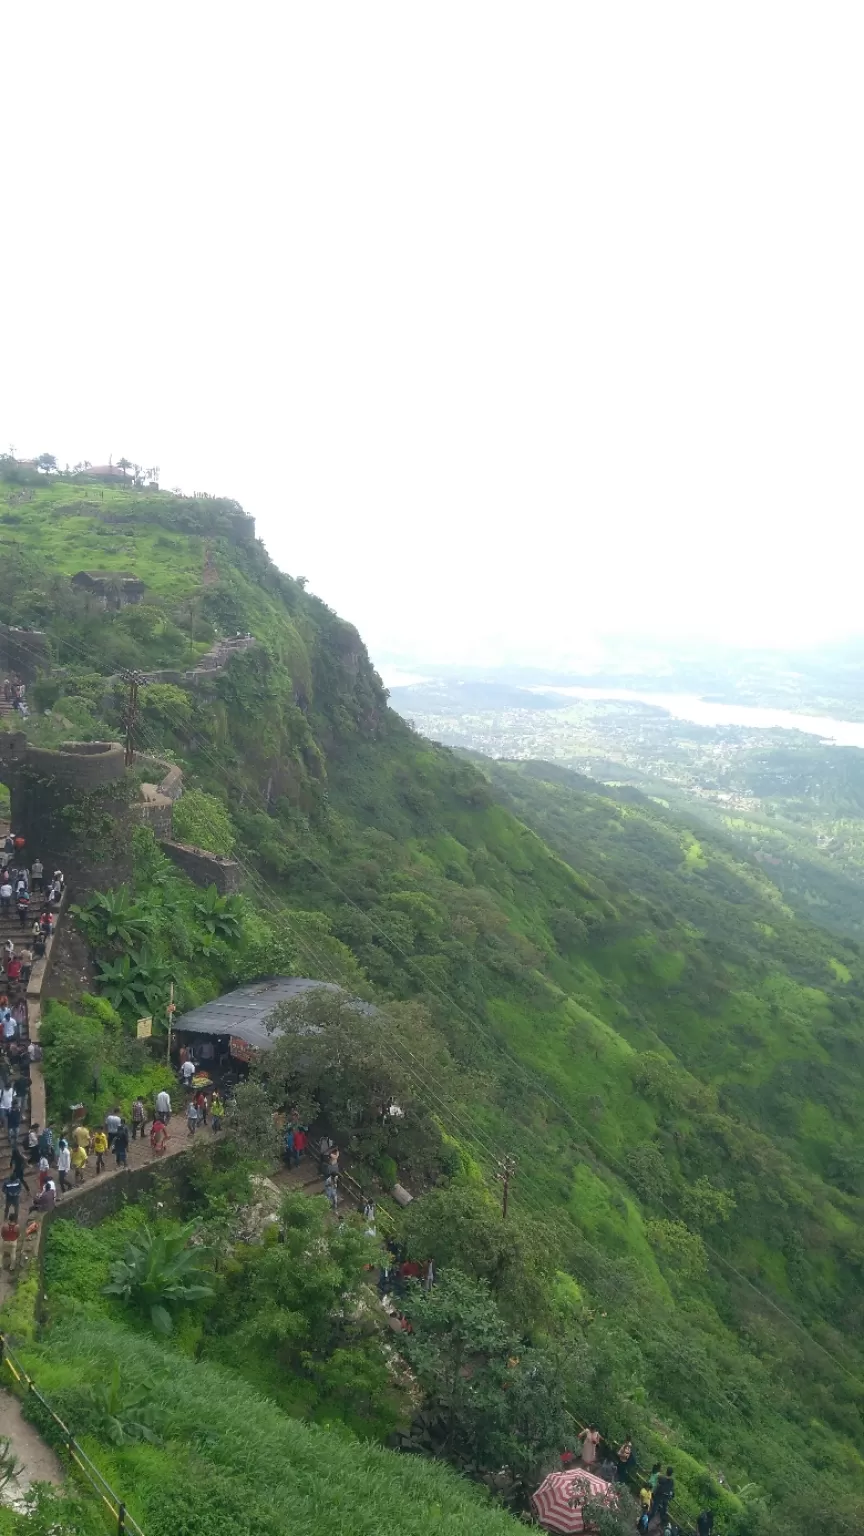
[114,1121,129,1167]
[0,1082,13,1135]
[1,1216,19,1270]
[7,1100,21,1151]
[155,1088,171,1124]
[578,1425,601,1468]
[2,1171,28,1220]
[92,1129,108,1174]
[696,1511,714,1536]
[131,1098,146,1139]
[71,1142,88,1185]
[180,1056,196,1094]
[209,1092,223,1132]
[30,860,43,894]
[324,1174,339,1212]
[56,1139,71,1194]
[104,1108,121,1150]
[0,879,12,917]
[186,1099,199,1137]
[150,1118,168,1155]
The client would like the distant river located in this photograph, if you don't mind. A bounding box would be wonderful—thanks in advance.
[536,686,864,751]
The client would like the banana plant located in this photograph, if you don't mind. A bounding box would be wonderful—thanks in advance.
[72,885,155,950]
[102,1224,214,1335]
[95,949,175,1015]
[193,884,243,940]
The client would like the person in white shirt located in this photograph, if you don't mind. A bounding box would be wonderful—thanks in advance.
[155,1089,172,1122]
[2,1015,16,1043]
[180,1058,196,1088]
[56,1139,72,1193]
[0,883,11,916]
[0,1084,13,1132]
[104,1109,122,1148]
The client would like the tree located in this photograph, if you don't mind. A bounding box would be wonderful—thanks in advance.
[249,987,450,1178]
[398,1184,560,1325]
[36,452,57,473]
[116,457,132,476]
[645,1218,708,1281]
[400,1270,571,1484]
[102,1223,213,1334]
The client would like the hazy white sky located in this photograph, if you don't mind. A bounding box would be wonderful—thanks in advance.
[1,6,861,666]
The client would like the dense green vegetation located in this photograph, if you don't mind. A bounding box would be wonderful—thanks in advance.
[3,470,864,1532]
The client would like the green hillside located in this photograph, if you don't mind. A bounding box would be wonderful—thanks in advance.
[3,468,864,1534]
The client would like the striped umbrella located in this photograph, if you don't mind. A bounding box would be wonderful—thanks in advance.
[532,1468,614,1533]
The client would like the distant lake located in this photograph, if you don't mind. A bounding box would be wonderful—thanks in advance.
[536,686,864,751]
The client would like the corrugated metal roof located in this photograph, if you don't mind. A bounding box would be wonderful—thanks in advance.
[174,976,342,1051]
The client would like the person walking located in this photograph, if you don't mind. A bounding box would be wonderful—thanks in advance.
[16,891,29,929]
[0,879,11,917]
[7,1100,21,1150]
[114,1121,129,1167]
[131,1097,146,1139]
[696,1512,714,1536]
[104,1107,121,1150]
[150,1118,168,1155]
[194,1089,208,1126]
[652,1467,676,1526]
[71,1141,88,1185]
[2,1171,28,1220]
[30,860,43,894]
[578,1425,601,1468]
[36,1125,54,1163]
[180,1056,196,1093]
[18,946,31,987]
[56,1138,72,1193]
[155,1088,171,1124]
[0,1082,13,1135]
[185,1099,199,1137]
[324,1174,339,1212]
[92,1128,108,1174]
[25,1124,40,1165]
[292,1126,307,1167]
[0,1215,19,1271]
[209,1092,223,1132]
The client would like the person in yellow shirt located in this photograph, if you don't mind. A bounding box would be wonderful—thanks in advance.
[70,1143,88,1185]
[92,1129,108,1174]
[72,1124,90,1151]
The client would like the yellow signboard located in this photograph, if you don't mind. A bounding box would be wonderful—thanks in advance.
[136,1016,153,1039]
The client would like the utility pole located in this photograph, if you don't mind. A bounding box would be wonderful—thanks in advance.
[497,1155,517,1220]
[166,981,175,1067]
[120,669,145,765]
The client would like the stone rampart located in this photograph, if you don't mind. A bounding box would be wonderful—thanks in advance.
[160,840,242,893]
[22,741,126,791]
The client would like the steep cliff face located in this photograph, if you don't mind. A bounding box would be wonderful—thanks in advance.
[7,471,864,1530]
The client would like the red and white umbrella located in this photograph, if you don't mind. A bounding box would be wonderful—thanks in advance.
[532,1468,614,1534]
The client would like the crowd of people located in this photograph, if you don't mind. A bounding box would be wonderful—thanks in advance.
[3,678,28,720]
[563,1427,716,1535]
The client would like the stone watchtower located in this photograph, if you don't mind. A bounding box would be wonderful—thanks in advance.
[0,735,132,888]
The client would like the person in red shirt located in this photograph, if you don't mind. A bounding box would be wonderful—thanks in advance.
[5,956,21,986]
[291,1127,307,1166]
[1,1218,19,1270]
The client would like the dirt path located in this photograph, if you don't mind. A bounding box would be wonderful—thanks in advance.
[0,1386,63,1505]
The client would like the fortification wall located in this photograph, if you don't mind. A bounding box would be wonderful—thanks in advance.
[22,741,126,791]
[160,840,242,893]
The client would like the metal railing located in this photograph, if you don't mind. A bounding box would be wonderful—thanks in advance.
[0,1331,144,1535]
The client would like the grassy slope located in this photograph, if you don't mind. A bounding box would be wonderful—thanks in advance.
[6,475,864,1527]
